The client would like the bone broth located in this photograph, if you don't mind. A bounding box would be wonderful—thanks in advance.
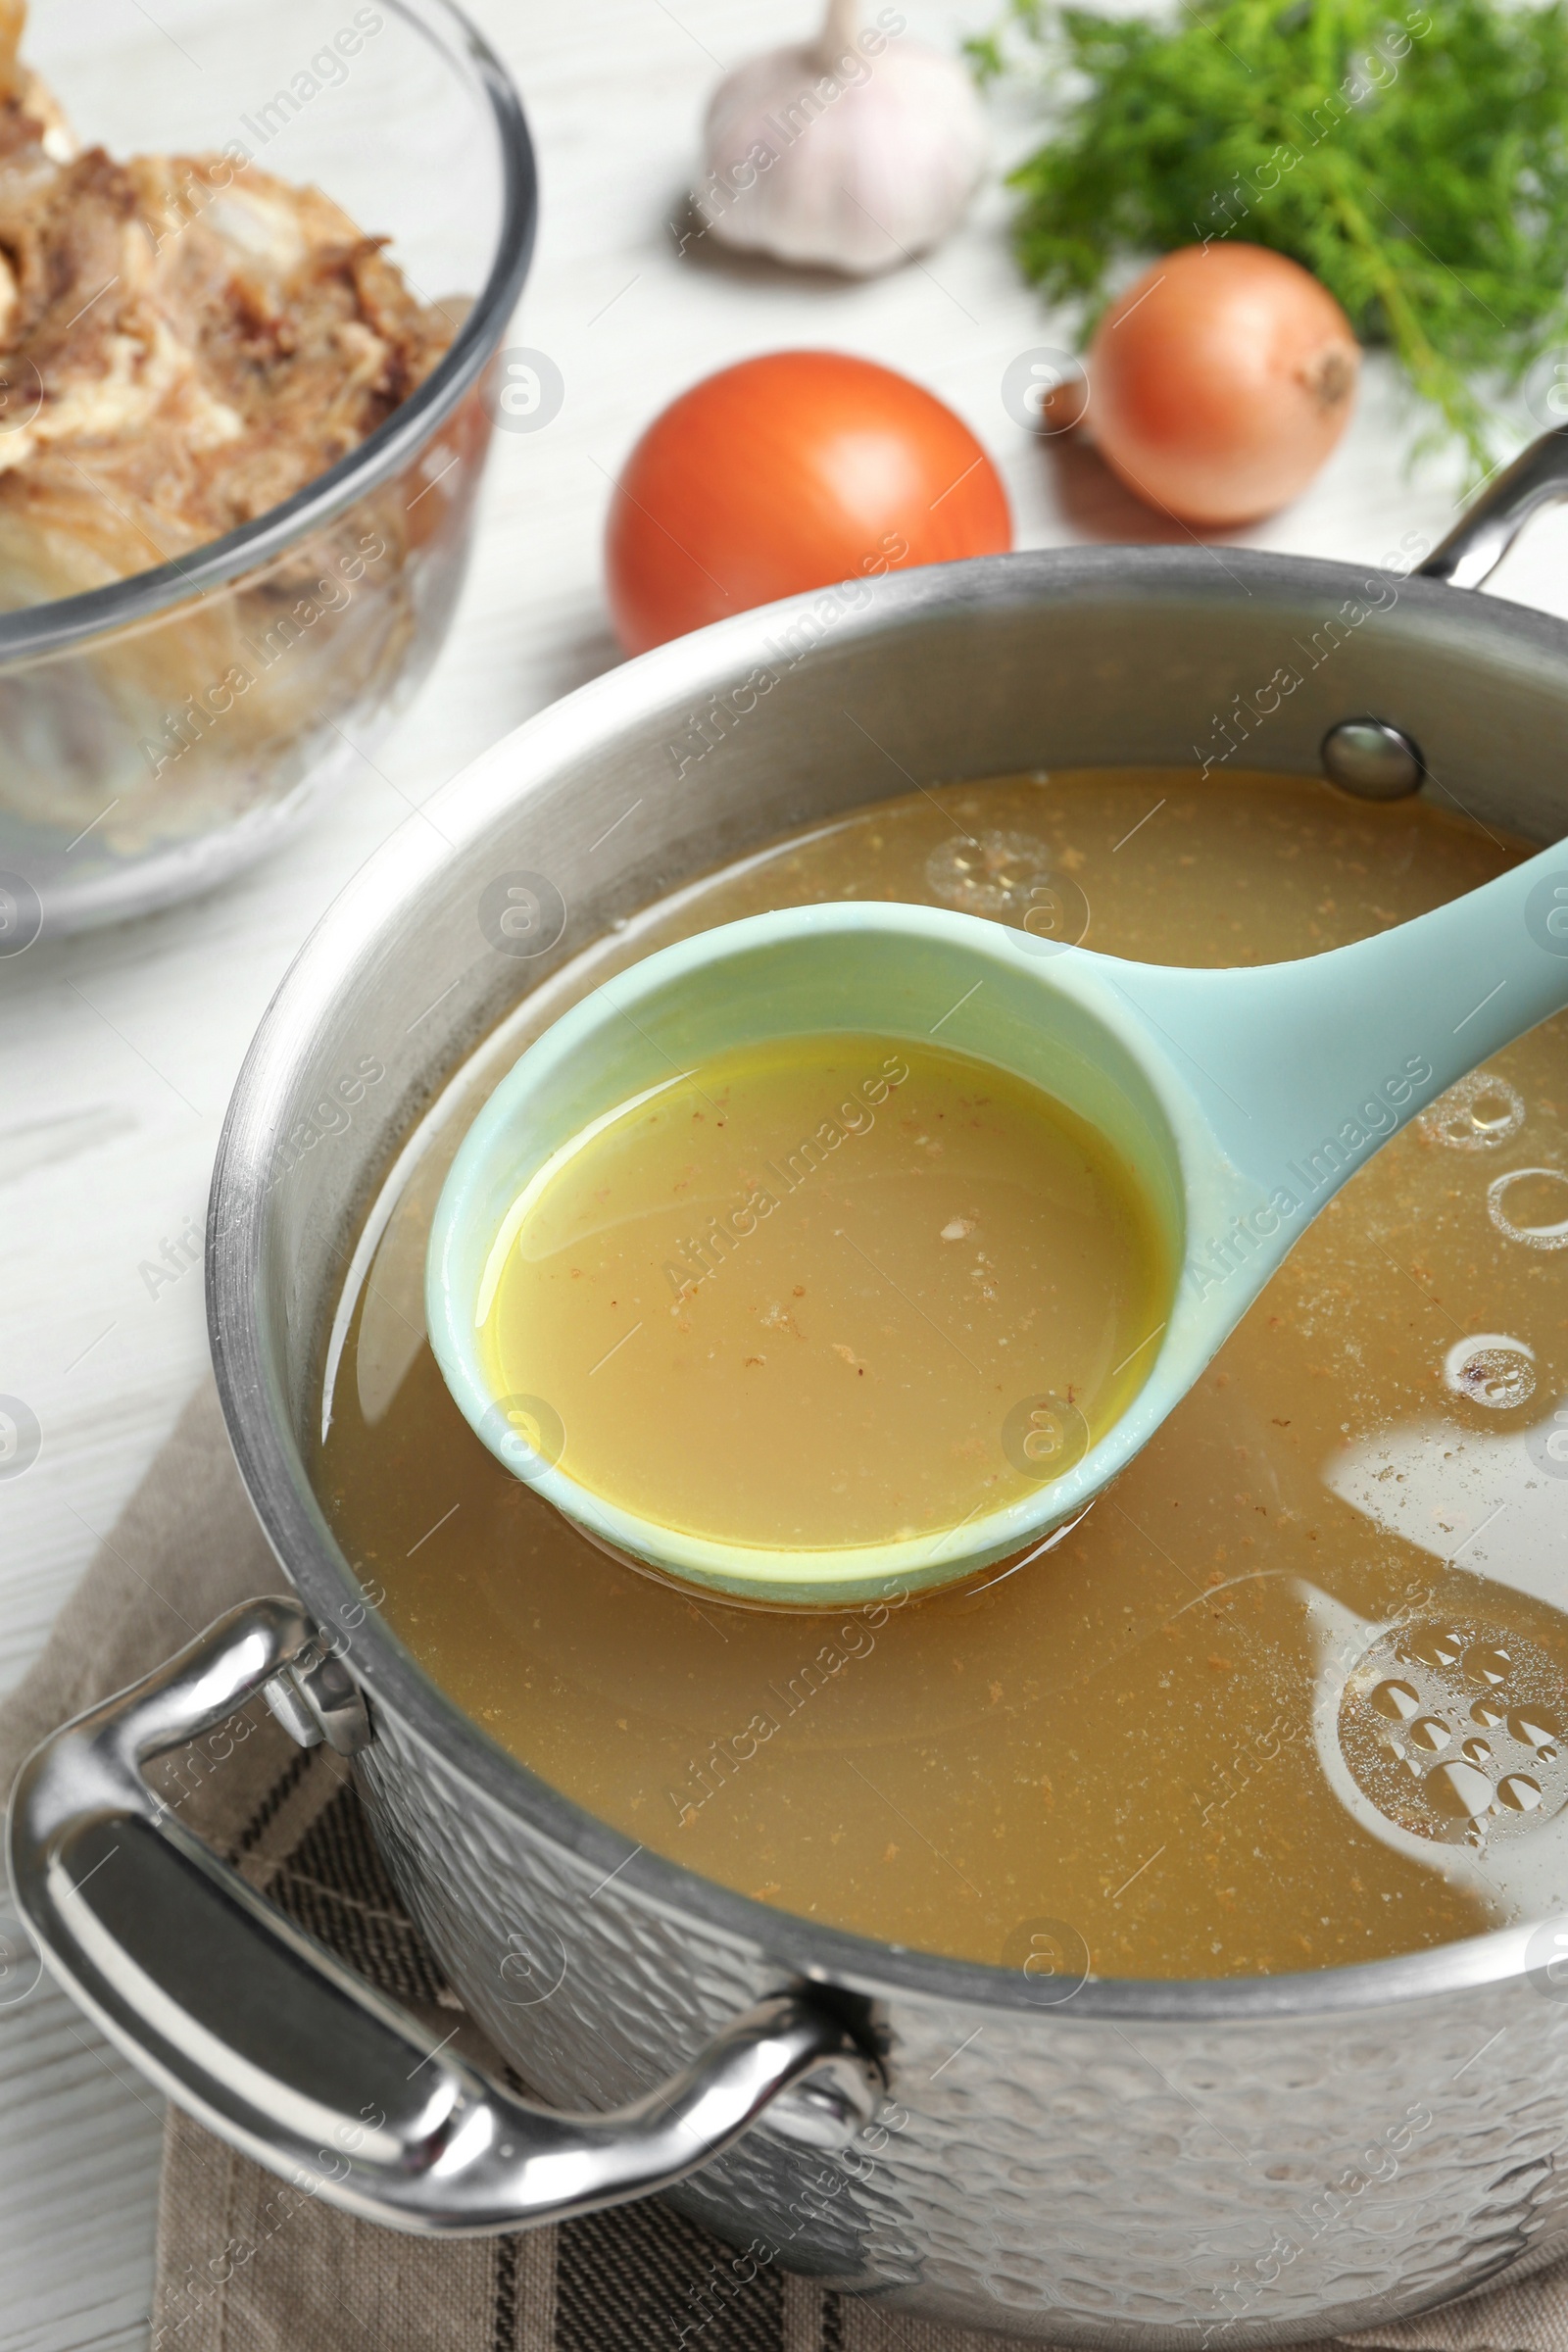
[476,1035,1167,1549]
[315,770,1568,1980]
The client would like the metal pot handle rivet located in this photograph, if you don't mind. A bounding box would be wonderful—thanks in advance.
[1320,426,1568,800]
[1321,717,1425,801]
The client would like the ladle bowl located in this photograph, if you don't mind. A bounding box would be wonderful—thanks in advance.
[427,844,1568,1604]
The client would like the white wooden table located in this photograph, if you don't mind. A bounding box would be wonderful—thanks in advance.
[5,2,1568,2343]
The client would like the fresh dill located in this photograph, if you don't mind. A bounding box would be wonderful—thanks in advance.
[971,0,1568,466]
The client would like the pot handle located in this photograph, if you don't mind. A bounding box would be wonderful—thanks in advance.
[1420,423,1568,589]
[5,1597,884,2236]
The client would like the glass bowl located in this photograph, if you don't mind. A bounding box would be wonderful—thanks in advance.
[0,0,535,937]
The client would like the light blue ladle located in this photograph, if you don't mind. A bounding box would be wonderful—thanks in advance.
[427,846,1568,1607]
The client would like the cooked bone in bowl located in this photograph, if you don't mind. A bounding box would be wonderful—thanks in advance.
[0,0,533,929]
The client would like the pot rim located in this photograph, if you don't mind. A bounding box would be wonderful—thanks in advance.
[209,542,1568,2025]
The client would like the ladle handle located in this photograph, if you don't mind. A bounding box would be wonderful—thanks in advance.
[1119,837,1568,1205]
[5,1598,884,2234]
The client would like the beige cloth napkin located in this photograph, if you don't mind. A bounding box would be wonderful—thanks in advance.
[3,1378,1566,2352]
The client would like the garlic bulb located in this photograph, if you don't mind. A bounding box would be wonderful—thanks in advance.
[695,0,988,277]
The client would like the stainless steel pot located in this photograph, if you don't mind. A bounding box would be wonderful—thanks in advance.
[13,432,1568,2344]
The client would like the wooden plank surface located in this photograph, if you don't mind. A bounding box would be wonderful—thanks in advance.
[4,1,1567,2344]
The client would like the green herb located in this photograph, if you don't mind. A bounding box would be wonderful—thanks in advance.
[971,0,1568,466]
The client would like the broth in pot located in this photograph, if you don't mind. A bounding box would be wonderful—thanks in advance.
[314,768,1568,1981]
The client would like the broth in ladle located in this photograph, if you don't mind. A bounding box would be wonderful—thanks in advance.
[315,769,1568,1980]
[475,1031,1169,1550]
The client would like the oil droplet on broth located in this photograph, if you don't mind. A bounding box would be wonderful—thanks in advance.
[476,1033,1170,1549]
[1402,1628,1464,1670]
[1340,1621,1568,1844]
[1509,1709,1563,1751]
[1426,1758,1496,1819]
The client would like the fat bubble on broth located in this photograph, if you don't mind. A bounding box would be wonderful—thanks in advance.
[315,770,1568,1981]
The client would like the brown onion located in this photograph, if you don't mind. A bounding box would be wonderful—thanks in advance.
[1086,244,1361,527]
